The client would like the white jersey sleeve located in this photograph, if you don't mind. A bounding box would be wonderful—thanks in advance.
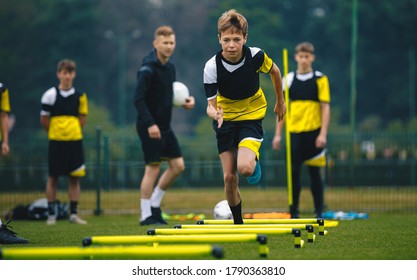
[40,87,57,116]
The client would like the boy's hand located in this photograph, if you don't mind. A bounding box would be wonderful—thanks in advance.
[215,105,223,128]
[272,135,282,151]
[207,102,223,128]
[148,124,161,140]
[2,142,9,156]
[316,134,327,148]
[274,102,286,122]
[183,96,195,110]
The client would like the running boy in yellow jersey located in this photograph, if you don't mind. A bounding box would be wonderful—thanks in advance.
[40,59,88,225]
[204,9,286,224]
[272,42,330,218]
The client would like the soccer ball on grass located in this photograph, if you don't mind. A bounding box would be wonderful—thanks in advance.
[213,200,233,220]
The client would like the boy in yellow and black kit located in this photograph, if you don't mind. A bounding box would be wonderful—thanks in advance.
[204,9,286,224]
[0,83,29,244]
[40,59,88,225]
[273,42,330,218]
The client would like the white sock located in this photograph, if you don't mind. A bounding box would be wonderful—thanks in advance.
[150,186,166,208]
[140,199,152,221]
[0,218,2,226]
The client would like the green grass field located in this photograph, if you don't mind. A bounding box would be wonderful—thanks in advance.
[2,186,417,215]
[2,213,417,260]
[1,187,417,260]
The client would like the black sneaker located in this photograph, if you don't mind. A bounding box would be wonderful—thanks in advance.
[290,212,300,219]
[139,216,163,226]
[0,220,29,244]
[151,207,168,225]
[290,206,300,219]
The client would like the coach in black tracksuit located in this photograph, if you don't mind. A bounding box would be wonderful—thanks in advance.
[134,25,195,226]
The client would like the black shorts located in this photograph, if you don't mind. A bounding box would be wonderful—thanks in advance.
[212,120,263,158]
[290,129,324,165]
[48,140,85,177]
[137,126,182,165]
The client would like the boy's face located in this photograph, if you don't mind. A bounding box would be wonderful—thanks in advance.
[218,29,247,63]
[294,51,315,72]
[153,34,176,62]
[57,69,76,89]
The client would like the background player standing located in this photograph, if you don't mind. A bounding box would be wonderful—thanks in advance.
[203,9,286,224]
[40,59,89,225]
[134,26,195,226]
[272,42,331,218]
[0,82,29,244]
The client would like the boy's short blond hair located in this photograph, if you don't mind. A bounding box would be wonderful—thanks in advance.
[295,42,315,54]
[154,25,175,38]
[217,9,248,37]
[57,59,76,72]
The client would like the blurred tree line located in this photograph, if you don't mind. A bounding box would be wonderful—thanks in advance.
[1,0,417,140]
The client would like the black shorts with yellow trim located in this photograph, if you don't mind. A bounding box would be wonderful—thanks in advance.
[212,120,263,159]
[48,140,86,177]
[290,129,326,167]
[137,126,182,165]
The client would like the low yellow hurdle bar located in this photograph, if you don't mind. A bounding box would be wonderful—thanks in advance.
[197,218,323,224]
[196,218,330,236]
[83,234,269,258]
[174,224,317,243]
[0,244,223,260]
[148,227,304,248]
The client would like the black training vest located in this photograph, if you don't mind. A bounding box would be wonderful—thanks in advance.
[215,46,260,100]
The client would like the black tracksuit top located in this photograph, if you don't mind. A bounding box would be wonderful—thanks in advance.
[134,49,176,131]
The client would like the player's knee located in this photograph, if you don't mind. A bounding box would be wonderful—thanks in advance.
[237,162,253,177]
[223,173,238,185]
[171,162,185,176]
[145,164,161,176]
[176,163,185,174]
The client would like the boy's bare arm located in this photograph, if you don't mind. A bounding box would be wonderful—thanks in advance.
[40,115,50,131]
[79,114,87,127]
[269,63,286,121]
[1,112,9,156]
[0,112,8,142]
[316,102,330,148]
[272,119,285,151]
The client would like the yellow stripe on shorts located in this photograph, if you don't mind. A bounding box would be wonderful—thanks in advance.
[239,138,263,160]
[304,150,326,167]
[70,164,86,177]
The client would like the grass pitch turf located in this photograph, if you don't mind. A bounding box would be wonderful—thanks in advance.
[2,213,416,260]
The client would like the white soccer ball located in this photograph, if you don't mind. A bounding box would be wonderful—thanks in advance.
[213,200,233,220]
[172,81,190,107]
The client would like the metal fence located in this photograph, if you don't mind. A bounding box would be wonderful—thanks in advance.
[2,130,417,189]
[1,129,417,214]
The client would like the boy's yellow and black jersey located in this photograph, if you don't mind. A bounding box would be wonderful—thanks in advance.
[284,71,330,133]
[204,45,273,121]
[0,83,11,113]
[40,87,88,141]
